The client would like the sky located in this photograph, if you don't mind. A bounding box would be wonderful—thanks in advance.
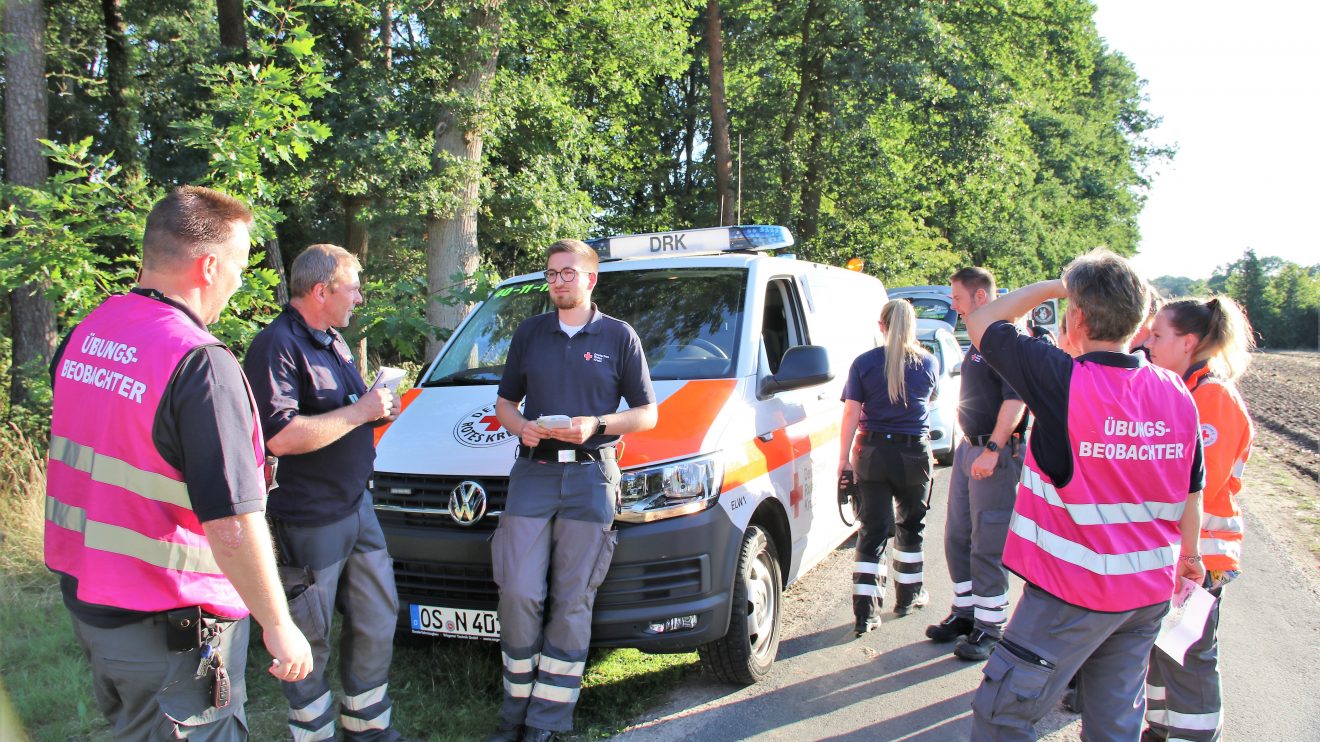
[1091,1,1320,280]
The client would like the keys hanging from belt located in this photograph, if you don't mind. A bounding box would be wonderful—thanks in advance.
[195,643,231,709]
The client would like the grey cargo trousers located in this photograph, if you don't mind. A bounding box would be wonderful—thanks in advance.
[274,492,401,741]
[943,440,1024,638]
[492,455,620,733]
[971,584,1169,742]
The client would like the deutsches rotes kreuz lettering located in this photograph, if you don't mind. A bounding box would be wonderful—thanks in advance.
[583,352,610,363]
[454,403,515,448]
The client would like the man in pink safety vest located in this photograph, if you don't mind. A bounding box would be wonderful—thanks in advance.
[962,249,1206,742]
[46,187,312,740]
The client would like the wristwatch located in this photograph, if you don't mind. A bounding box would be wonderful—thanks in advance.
[594,417,608,436]
[985,440,1000,453]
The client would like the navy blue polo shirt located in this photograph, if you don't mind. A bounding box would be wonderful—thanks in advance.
[957,339,1024,438]
[243,304,374,525]
[979,320,1204,492]
[841,347,938,436]
[497,306,655,451]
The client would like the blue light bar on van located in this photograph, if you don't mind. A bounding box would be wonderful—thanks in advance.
[586,225,795,260]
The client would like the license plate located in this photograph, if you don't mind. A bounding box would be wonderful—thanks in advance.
[409,604,501,641]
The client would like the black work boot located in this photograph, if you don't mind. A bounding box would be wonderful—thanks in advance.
[521,728,557,742]
[925,613,974,642]
[953,629,1000,661]
[854,615,882,637]
[894,588,930,617]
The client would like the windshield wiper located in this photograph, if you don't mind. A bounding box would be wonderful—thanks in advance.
[420,368,502,387]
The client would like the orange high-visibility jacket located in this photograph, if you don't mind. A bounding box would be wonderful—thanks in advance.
[1186,363,1254,572]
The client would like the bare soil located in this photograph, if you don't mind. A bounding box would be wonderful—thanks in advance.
[1239,350,1320,481]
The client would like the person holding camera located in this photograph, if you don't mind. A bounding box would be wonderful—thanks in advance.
[838,299,939,636]
[244,244,403,741]
[46,186,312,739]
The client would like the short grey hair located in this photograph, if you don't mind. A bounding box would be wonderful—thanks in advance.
[290,244,361,297]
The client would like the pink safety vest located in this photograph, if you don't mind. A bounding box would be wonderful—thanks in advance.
[45,293,264,618]
[1004,359,1200,612]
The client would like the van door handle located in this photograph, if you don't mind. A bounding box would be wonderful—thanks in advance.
[817,392,828,400]
[757,432,775,442]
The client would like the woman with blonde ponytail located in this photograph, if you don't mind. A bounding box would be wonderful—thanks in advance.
[839,299,939,636]
[1143,295,1256,742]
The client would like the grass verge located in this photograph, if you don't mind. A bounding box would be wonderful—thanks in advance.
[0,425,700,740]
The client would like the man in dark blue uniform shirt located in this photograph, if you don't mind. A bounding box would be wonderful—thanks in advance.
[245,244,402,741]
[490,239,657,742]
[926,267,1027,661]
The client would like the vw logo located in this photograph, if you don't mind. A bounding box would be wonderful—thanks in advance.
[448,481,488,527]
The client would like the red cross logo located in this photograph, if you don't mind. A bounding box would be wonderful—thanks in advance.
[584,352,593,361]
[479,415,502,432]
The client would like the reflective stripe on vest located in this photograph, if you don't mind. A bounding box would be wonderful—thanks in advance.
[1020,466,1185,525]
[49,435,190,509]
[46,497,223,574]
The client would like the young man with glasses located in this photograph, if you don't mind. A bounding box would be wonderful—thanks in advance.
[489,239,657,742]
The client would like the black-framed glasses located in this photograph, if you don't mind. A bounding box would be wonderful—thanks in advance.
[544,268,586,284]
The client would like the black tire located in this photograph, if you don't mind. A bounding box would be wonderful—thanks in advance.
[698,524,783,684]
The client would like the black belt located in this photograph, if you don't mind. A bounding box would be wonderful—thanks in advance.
[861,431,927,445]
[967,434,994,447]
[518,445,617,463]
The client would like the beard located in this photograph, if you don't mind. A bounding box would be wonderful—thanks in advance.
[550,292,586,310]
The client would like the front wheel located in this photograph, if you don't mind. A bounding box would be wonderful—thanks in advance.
[698,524,782,684]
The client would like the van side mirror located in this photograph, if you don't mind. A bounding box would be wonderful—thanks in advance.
[760,345,833,395]
[950,361,962,377]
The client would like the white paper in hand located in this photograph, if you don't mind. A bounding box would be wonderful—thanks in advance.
[369,366,406,392]
[1154,577,1217,665]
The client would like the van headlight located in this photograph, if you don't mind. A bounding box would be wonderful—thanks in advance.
[616,454,723,524]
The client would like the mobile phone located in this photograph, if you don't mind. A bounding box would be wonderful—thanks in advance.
[536,415,572,429]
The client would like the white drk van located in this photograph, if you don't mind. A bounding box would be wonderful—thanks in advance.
[372,225,887,683]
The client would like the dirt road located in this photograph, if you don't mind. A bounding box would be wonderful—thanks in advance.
[618,448,1320,740]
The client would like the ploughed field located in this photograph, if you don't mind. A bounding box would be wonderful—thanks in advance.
[1239,350,1320,481]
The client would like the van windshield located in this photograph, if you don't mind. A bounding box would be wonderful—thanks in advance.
[421,267,747,386]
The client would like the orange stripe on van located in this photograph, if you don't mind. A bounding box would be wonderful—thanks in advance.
[617,379,738,468]
[373,388,422,447]
[722,416,841,493]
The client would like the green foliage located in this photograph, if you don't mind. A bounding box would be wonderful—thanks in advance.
[0,139,152,324]
[1182,249,1320,349]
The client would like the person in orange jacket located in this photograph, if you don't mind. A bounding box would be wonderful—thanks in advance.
[1142,295,1256,742]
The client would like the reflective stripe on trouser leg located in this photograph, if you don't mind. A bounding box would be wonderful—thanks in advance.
[524,517,618,732]
[338,499,402,741]
[492,513,554,726]
[891,443,931,605]
[289,689,336,742]
[1145,584,1225,741]
[853,444,896,621]
[943,440,975,618]
[968,446,1020,636]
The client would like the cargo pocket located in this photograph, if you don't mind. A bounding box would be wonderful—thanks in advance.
[970,648,1054,729]
[974,508,1013,557]
[585,529,619,593]
[280,564,329,641]
[489,526,507,589]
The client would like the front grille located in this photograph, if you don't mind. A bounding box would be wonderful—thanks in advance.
[393,555,707,610]
[372,472,507,531]
[395,558,497,606]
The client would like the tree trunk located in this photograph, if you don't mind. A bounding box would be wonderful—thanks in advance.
[796,86,826,244]
[100,0,138,170]
[424,5,502,359]
[380,2,393,69]
[4,0,58,409]
[345,195,370,268]
[217,0,246,56]
[263,238,289,306]
[706,0,735,225]
[779,0,824,214]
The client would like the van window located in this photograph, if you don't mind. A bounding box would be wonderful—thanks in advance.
[421,268,748,386]
[761,278,809,374]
